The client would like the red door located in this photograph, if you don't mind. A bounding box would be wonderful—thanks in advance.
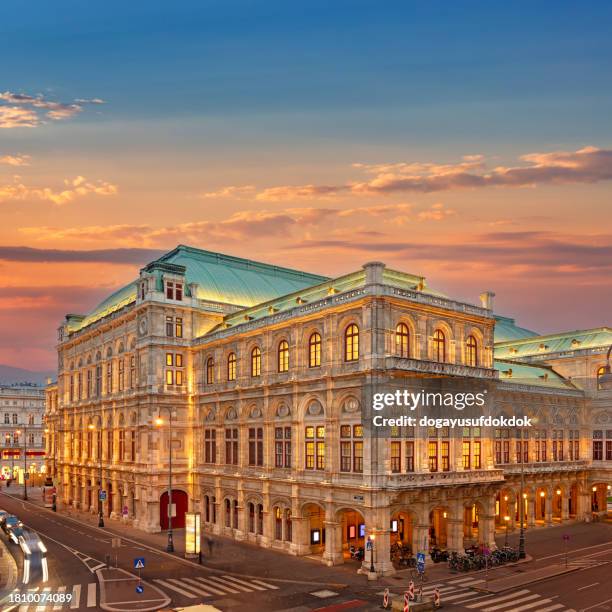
[160,490,188,529]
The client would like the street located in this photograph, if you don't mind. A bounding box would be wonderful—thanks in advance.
[0,488,611,611]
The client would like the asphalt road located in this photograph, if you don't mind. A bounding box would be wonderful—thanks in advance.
[0,489,610,612]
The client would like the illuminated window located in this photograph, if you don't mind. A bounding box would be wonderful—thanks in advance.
[441,440,450,471]
[433,329,446,362]
[305,425,325,470]
[466,335,478,367]
[166,353,174,366]
[278,340,289,373]
[251,347,261,377]
[395,323,410,357]
[390,441,401,473]
[345,324,359,362]
[474,440,481,469]
[428,441,438,472]
[227,353,236,381]
[309,332,321,367]
[175,317,183,338]
[462,441,471,469]
[405,440,415,472]
[206,357,214,384]
[597,366,607,390]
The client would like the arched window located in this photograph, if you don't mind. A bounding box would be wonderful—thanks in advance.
[395,323,410,357]
[227,352,236,381]
[309,332,321,368]
[251,347,261,377]
[345,324,359,362]
[285,509,292,542]
[206,357,214,384]
[278,340,289,373]
[597,366,607,390]
[433,329,446,362]
[466,335,478,367]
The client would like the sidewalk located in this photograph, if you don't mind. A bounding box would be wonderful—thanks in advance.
[0,536,18,595]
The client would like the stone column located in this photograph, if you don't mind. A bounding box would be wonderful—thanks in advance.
[527,498,536,528]
[545,493,553,525]
[507,498,517,531]
[561,493,570,521]
[322,520,343,566]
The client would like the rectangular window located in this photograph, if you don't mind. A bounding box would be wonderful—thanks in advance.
[166,316,174,337]
[130,430,136,461]
[441,440,450,471]
[129,356,136,388]
[305,425,325,470]
[166,370,173,385]
[204,429,216,464]
[593,440,603,460]
[175,370,183,385]
[391,441,401,473]
[87,370,92,398]
[106,362,113,394]
[95,365,102,396]
[474,440,481,469]
[341,441,352,472]
[118,359,125,391]
[494,440,502,464]
[274,426,291,468]
[248,427,264,466]
[462,441,471,469]
[175,317,183,338]
[225,428,238,465]
[166,281,174,299]
[405,441,414,472]
[606,440,612,461]
[353,440,363,472]
[428,441,438,472]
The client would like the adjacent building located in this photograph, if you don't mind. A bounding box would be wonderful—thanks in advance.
[1,383,47,480]
[45,245,611,573]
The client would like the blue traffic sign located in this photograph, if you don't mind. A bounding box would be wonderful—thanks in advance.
[134,557,145,569]
[136,584,144,594]
[99,491,107,501]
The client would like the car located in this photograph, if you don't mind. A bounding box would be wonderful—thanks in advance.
[0,510,9,525]
[8,521,25,544]
[18,530,48,584]
[2,515,20,534]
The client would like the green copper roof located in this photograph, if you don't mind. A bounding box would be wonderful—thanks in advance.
[494,359,576,390]
[495,327,612,360]
[494,315,538,343]
[208,266,450,333]
[66,245,328,334]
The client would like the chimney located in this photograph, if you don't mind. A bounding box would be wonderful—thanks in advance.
[479,291,495,311]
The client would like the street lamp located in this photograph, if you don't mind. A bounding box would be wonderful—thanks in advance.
[503,516,510,547]
[369,533,376,574]
[155,408,174,553]
[15,426,27,500]
[88,422,104,527]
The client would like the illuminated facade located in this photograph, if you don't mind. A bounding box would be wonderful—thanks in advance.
[46,245,611,573]
[0,383,46,479]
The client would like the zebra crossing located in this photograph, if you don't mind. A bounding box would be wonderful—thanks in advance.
[153,573,280,600]
[3,582,97,611]
[410,577,576,611]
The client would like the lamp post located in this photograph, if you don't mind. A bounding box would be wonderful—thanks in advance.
[156,408,174,553]
[518,454,526,559]
[16,426,28,500]
[369,533,376,574]
[88,423,104,527]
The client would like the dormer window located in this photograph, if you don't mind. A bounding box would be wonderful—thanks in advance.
[166,281,183,301]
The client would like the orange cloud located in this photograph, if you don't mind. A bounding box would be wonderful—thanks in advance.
[0,154,31,166]
[0,106,39,128]
[200,185,256,199]
[0,176,118,205]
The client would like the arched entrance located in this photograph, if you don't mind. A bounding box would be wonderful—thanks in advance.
[429,506,449,549]
[390,510,415,553]
[552,485,563,521]
[569,483,579,517]
[337,508,365,560]
[591,483,609,513]
[302,503,325,554]
[463,502,483,546]
[495,489,515,529]
[535,487,547,522]
[160,489,188,529]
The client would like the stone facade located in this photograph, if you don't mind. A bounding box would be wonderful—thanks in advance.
[45,247,611,574]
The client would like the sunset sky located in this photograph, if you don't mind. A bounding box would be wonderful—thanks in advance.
[1,1,612,371]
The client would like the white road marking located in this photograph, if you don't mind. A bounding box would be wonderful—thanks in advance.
[509,598,562,612]
[250,578,280,589]
[467,589,531,608]
[181,577,214,596]
[70,584,81,609]
[191,577,232,595]
[222,574,267,591]
[153,578,197,598]
[577,582,600,591]
[481,593,541,611]
[86,583,96,607]
[529,605,564,612]
[35,587,52,612]
[205,576,241,593]
[209,575,253,592]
